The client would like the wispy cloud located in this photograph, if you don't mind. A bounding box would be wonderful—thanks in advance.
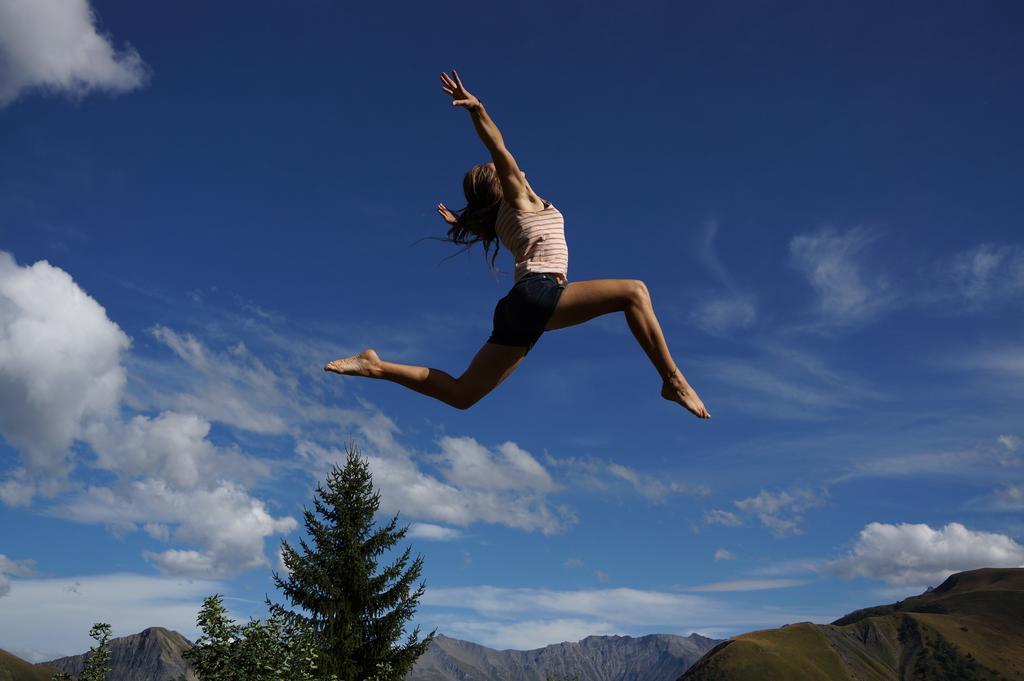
[605,462,710,502]
[422,584,827,649]
[685,579,809,592]
[704,509,743,527]
[550,456,709,502]
[836,436,1022,482]
[0,0,149,107]
[789,227,891,326]
[963,482,1024,513]
[698,343,880,419]
[408,523,463,541]
[947,243,1024,305]
[1000,435,1022,452]
[733,488,827,537]
[689,222,757,336]
[961,346,1024,378]
[991,484,1024,510]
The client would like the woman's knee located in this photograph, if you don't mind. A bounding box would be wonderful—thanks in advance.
[627,279,650,307]
[449,384,487,410]
[451,394,478,410]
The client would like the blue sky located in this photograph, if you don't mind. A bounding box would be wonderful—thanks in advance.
[1,0,1023,661]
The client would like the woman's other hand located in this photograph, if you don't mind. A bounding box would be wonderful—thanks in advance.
[437,202,458,225]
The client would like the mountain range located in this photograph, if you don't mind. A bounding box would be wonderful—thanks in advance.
[1,568,1021,681]
[411,633,719,681]
[0,629,717,681]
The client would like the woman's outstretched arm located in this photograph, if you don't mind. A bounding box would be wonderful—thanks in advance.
[440,70,537,206]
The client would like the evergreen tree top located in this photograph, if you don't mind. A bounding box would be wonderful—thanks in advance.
[270,442,434,681]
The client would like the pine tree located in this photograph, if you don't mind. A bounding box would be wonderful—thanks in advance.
[270,443,434,680]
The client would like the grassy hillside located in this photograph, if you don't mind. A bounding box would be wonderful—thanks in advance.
[680,567,1024,681]
[0,650,61,681]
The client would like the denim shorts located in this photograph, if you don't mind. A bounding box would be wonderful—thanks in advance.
[488,273,566,352]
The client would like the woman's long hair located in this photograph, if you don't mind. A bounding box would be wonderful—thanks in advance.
[445,163,503,269]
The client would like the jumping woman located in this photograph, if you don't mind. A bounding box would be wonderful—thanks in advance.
[325,70,710,419]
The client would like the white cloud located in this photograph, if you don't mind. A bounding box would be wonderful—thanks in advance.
[0,0,148,107]
[704,509,742,527]
[0,573,218,657]
[827,522,1024,588]
[0,253,129,503]
[298,436,575,534]
[408,523,462,541]
[594,570,610,583]
[58,476,296,578]
[84,411,271,489]
[789,227,890,325]
[435,437,557,494]
[686,579,808,592]
[713,548,735,561]
[0,253,297,578]
[949,243,1024,304]
[734,488,826,537]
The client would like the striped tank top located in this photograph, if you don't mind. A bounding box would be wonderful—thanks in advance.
[494,198,569,282]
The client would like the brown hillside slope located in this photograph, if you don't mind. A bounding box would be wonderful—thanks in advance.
[0,649,61,681]
[679,567,1024,681]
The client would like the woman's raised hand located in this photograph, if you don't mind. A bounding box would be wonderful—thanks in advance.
[437,202,458,226]
[440,70,480,110]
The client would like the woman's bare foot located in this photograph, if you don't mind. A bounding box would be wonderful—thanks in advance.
[324,349,381,377]
[661,369,711,419]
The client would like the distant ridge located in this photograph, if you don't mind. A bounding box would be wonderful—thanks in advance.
[409,632,720,681]
[678,567,1024,681]
[21,628,719,681]
[42,627,197,681]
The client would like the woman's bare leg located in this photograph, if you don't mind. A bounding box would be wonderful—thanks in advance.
[545,279,710,418]
[324,344,527,410]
